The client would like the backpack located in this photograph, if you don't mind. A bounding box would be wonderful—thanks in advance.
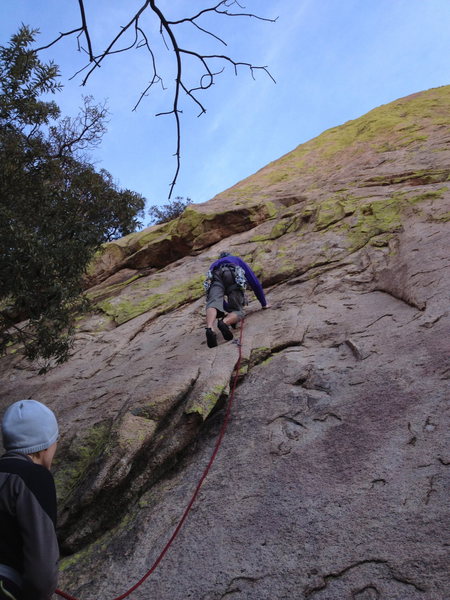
[232,265,247,290]
[203,269,214,293]
[203,263,247,294]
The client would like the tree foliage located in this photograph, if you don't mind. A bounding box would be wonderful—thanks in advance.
[148,196,192,225]
[0,26,145,370]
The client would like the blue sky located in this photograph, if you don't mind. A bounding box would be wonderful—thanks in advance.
[2,0,450,220]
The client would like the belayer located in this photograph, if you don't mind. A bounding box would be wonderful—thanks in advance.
[0,400,59,600]
[203,251,269,348]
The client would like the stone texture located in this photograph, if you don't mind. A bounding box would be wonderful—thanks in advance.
[0,86,449,599]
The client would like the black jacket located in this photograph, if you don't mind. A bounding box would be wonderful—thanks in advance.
[0,452,59,599]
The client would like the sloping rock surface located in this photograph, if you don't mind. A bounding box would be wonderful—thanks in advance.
[1,86,449,600]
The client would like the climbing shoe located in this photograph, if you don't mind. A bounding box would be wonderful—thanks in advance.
[206,328,218,348]
[218,319,234,341]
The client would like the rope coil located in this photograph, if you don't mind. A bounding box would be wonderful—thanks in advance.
[56,320,245,600]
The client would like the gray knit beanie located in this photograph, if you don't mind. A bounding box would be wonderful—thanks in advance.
[1,400,59,454]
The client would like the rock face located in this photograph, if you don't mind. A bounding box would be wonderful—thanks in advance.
[1,86,449,599]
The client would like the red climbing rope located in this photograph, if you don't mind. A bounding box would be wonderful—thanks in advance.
[56,320,245,600]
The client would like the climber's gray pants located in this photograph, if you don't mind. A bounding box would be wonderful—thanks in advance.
[206,267,245,319]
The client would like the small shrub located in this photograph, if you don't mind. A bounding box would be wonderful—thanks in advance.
[148,196,192,225]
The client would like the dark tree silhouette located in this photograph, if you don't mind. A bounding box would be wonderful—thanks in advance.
[0,27,145,369]
[148,196,192,225]
[35,1,277,197]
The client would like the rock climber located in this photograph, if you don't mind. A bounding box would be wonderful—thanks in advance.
[204,251,269,348]
[0,399,60,600]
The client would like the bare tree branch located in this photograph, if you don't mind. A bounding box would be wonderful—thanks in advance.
[79,1,150,86]
[168,0,277,26]
[132,26,165,111]
[34,27,83,52]
[76,0,94,60]
[149,0,183,198]
[33,0,277,198]
[50,96,109,158]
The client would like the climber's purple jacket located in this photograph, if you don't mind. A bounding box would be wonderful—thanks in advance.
[209,256,267,307]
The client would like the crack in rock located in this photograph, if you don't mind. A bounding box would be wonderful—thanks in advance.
[424,474,438,505]
[370,479,386,489]
[304,559,426,598]
[312,412,342,423]
[267,413,308,428]
[344,338,368,361]
[353,585,380,599]
[373,288,426,311]
[221,575,271,598]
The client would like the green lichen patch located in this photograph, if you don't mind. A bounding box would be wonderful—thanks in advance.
[131,276,165,292]
[118,221,176,251]
[175,206,214,237]
[250,218,293,242]
[97,275,205,325]
[85,273,141,303]
[368,233,397,247]
[116,413,158,453]
[344,188,448,251]
[60,538,99,573]
[288,184,448,254]
[250,203,317,242]
[269,219,294,239]
[54,421,111,505]
[186,384,227,420]
[237,359,249,380]
[429,211,450,222]
[346,198,403,251]
[59,497,138,574]
[263,201,278,219]
[409,187,448,203]
[315,195,358,230]
[360,169,450,187]
[85,243,126,278]
[249,346,272,370]
[261,169,293,186]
